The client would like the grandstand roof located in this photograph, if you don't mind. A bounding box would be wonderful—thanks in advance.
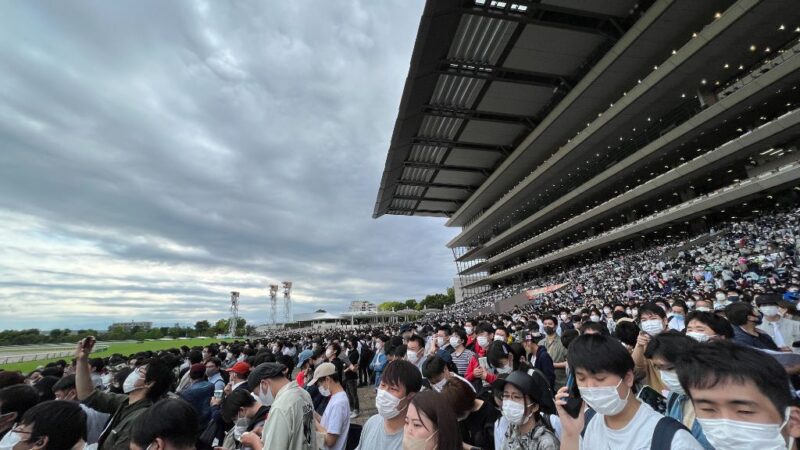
[373,0,646,218]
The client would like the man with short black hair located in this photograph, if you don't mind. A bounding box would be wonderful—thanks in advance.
[356,360,422,450]
[75,337,175,450]
[405,335,427,372]
[677,340,800,449]
[0,384,39,447]
[12,400,87,450]
[130,398,197,450]
[52,375,109,444]
[555,334,702,449]
[204,357,225,392]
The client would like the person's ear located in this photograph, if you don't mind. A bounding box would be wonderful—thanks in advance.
[0,412,16,429]
[30,435,48,450]
[785,406,800,439]
[624,370,635,389]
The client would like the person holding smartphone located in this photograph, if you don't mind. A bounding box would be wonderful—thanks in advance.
[554,334,702,450]
[74,336,175,450]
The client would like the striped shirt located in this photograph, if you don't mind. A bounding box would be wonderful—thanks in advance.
[450,348,475,376]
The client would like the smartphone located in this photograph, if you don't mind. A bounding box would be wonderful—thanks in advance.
[478,357,488,369]
[83,336,96,354]
[214,389,223,399]
[637,385,666,414]
[562,377,583,418]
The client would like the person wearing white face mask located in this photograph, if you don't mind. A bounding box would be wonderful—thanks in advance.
[644,332,713,449]
[447,329,476,378]
[757,294,800,353]
[356,360,422,450]
[370,336,390,388]
[677,340,800,450]
[493,371,559,450]
[74,337,175,450]
[219,390,269,450]
[0,384,39,450]
[555,334,703,450]
[631,303,669,393]
[684,311,733,343]
[246,362,316,450]
[406,336,427,373]
[308,363,350,450]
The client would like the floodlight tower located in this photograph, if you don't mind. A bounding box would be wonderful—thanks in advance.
[282,281,293,324]
[269,284,279,326]
[228,291,240,337]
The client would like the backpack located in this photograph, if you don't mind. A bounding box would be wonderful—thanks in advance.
[580,408,689,450]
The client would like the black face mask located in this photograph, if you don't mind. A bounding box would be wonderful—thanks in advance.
[544,326,556,335]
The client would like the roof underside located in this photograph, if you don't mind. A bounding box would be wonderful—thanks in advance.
[373,0,642,218]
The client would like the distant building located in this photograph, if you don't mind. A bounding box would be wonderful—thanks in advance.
[349,301,376,312]
[109,321,152,332]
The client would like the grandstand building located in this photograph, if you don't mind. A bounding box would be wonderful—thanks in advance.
[349,300,377,312]
[374,0,800,300]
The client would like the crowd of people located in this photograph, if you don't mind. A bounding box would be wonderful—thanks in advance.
[0,208,799,449]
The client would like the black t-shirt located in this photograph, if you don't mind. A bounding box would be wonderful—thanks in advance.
[346,350,359,380]
[460,399,501,450]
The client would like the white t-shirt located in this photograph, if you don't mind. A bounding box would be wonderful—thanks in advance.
[321,391,350,450]
[580,402,703,450]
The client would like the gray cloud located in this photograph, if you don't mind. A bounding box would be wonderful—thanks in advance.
[0,0,458,330]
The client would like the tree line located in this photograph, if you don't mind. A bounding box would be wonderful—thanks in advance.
[0,318,249,346]
[376,287,456,312]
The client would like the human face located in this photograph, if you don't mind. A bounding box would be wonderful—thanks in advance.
[403,403,437,449]
[54,389,77,402]
[379,380,408,401]
[10,423,42,450]
[689,378,800,439]
[495,330,507,341]
[407,340,422,354]
[649,356,674,372]
[205,362,219,377]
[671,306,686,316]
[574,368,629,391]
[543,319,556,329]
[695,300,713,310]
[686,319,717,337]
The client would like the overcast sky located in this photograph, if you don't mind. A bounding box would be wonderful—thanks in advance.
[0,0,459,331]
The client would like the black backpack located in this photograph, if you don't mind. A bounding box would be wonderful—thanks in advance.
[580,408,688,450]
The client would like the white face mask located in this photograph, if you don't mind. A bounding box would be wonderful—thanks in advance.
[686,301,696,308]
[579,379,629,416]
[631,308,639,317]
[258,381,274,407]
[477,336,489,348]
[0,424,21,450]
[465,326,473,335]
[375,388,405,419]
[123,368,143,394]
[760,305,780,317]
[659,370,684,395]
[590,315,601,322]
[432,378,447,392]
[436,336,445,347]
[233,416,249,441]
[406,350,419,364]
[449,336,460,348]
[496,365,513,375]
[715,292,727,302]
[697,407,792,450]
[695,306,712,313]
[641,319,664,336]
[686,331,712,343]
[318,382,331,397]
[494,335,505,342]
[325,349,334,358]
[502,400,529,425]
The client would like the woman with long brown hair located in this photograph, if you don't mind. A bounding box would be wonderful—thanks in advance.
[403,390,462,450]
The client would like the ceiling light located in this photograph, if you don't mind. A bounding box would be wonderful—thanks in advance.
[714,12,722,19]
[750,44,757,51]
[779,24,786,31]
[724,63,729,69]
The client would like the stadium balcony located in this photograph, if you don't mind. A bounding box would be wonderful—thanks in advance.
[452,35,800,269]
[448,0,800,249]
[463,159,800,288]
[459,100,800,276]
